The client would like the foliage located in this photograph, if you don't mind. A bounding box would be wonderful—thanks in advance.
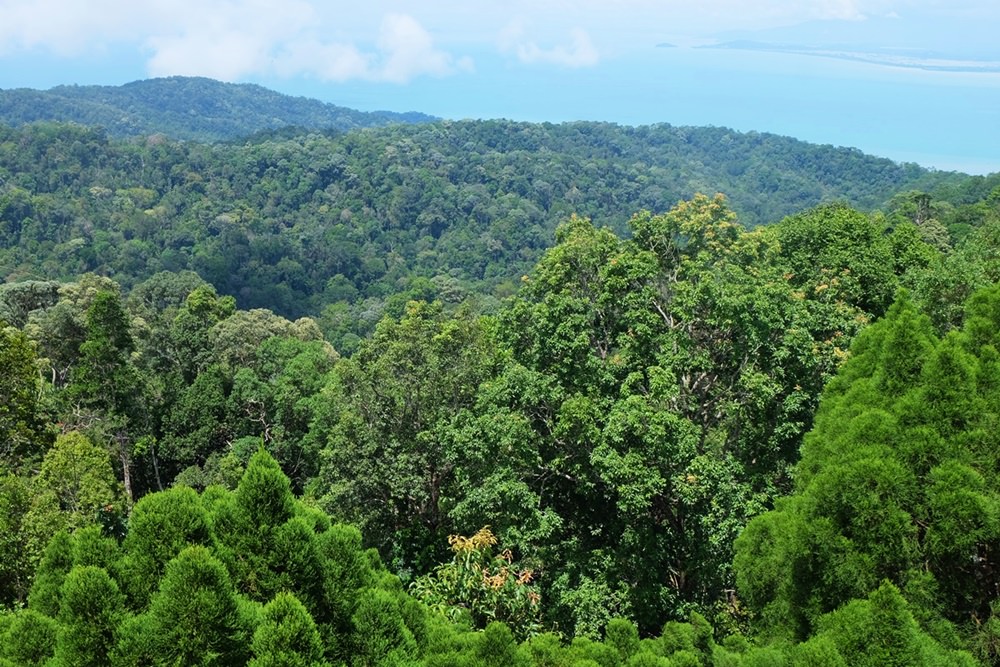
[34,432,123,531]
[311,300,501,571]
[248,592,325,667]
[0,324,51,470]
[411,527,543,638]
[3,102,1000,662]
[0,116,969,350]
[734,287,1000,662]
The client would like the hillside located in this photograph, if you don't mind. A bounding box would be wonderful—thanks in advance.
[0,77,436,141]
[5,77,1000,666]
[0,116,983,350]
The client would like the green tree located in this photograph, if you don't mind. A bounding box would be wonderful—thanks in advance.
[66,290,146,501]
[771,203,898,317]
[0,608,58,666]
[311,301,501,571]
[27,530,76,617]
[117,484,214,609]
[477,199,858,633]
[735,288,1000,659]
[809,583,975,667]
[350,588,417,667]
[52,566,125,667]
[141,545,250,666]
[212,449,325,614]
[33,432,122,531]
[0,472,42,607]
[0,324,51,470]
[248,592,325,667]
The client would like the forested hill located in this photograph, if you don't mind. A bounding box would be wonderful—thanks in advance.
[0,118,987,350]
[8,79,1000,667]
[0,77,437,141]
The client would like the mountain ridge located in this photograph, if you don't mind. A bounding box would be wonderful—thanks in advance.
[0,76,437,141]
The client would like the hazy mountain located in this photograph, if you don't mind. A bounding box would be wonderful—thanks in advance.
[0,76,437,141]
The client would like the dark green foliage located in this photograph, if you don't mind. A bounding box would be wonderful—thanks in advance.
[248,592,325,667]
[315,523,375,648]
[809,583,976,667]
[0,115,968,340]
[0,609,58,666]
[141,545,249,666]
[475,200,896,633]
[311,301,501,571]
[72,525,120,570]
[474,622,529,667]
[210,449,325,609]
[15,449,431,665]
[0,324,50,470]
[34,432,122,529]
[5,100,1000,663]
[0,280,60,329]
[735,287,1000,662]
[235,448,295,528]
[52,566,125,667]
[350,588,418,666]
[305,196,940,637]
[772,203,898,316]
[0,472,38,606]
[118,484,214,608]
[27,530,75,617]
[605,618,640,661]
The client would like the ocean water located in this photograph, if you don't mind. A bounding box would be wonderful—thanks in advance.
[281,47,1000,175]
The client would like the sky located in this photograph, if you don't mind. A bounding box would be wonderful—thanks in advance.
[1,0,999,173]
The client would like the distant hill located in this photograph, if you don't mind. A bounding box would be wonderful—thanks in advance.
[0,118,976,340]
[0,76,436,141]
[0,77,988,350]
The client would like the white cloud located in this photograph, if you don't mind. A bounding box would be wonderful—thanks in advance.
[0,1,468,83]
[1,1,998,82]
[287,13,472,83]
[499,21,600,68]
[817,0,869,20]
[276,40,373,82]
[0,0,142,55]
[375,13,472,83]
[144,10,468,83]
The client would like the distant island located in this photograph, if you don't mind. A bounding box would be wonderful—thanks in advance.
[701,40,1000,73]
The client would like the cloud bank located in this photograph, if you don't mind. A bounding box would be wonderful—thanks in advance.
[145,11,471,83]
[499,22,600,68]
[1,0,998,83]
[0,1,470,83]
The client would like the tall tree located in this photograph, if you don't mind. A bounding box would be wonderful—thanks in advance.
[734,288,1000,662]
[67,290,145,501]
[0,324,50,470]
[310,301,501,572]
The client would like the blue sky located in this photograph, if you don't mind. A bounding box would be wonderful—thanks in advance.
[1,1,999,173]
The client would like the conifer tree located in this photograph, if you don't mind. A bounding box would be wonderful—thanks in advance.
[248,592,325,667]
[142,545,250,666]
[117,484,213,608]
[51,566,125,667]
[27,530,75,617]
